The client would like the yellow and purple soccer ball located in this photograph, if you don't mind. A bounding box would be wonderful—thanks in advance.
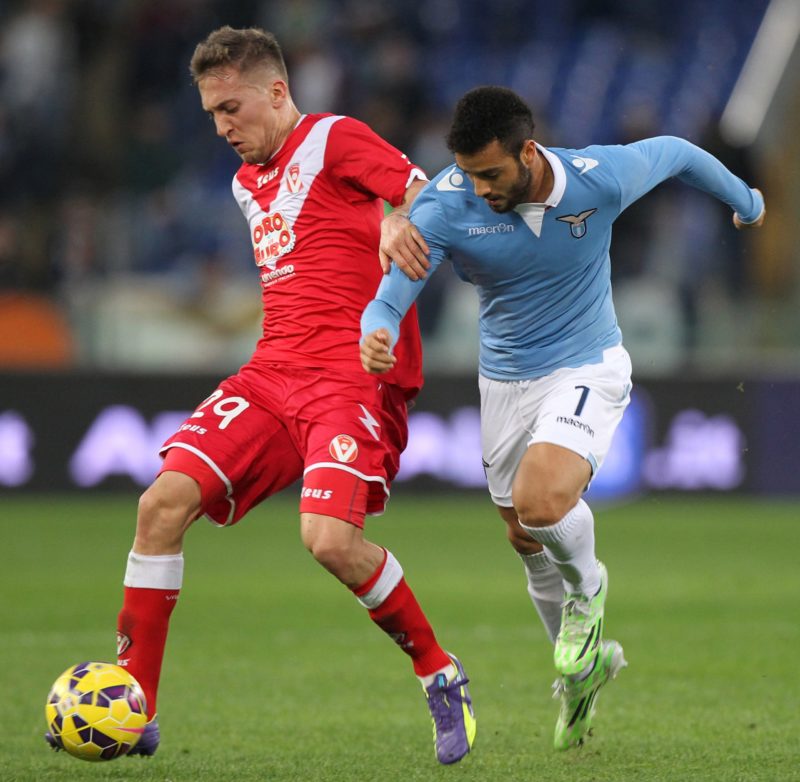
[45,662,148,761]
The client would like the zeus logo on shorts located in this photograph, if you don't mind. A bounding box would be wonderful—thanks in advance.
[329,434,358,463]
[301,487,333,500]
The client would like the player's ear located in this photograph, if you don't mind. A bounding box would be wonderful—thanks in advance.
[520,139,537,167]
[270,78,290,106]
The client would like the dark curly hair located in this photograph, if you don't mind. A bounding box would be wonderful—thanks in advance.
[446,86,535,157]
[190,26,288,83]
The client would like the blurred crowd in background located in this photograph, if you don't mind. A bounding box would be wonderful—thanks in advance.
[0,0,797,376]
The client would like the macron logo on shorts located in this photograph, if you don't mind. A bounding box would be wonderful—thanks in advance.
[329,434,358,463]
[556,416,595,437]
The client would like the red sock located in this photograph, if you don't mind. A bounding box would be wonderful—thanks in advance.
[117,586,179,718]
[353,551,451,677]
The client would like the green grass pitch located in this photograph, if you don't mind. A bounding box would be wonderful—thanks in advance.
[2,493,798,781]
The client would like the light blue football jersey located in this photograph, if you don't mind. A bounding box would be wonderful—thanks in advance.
[362,136,764,379]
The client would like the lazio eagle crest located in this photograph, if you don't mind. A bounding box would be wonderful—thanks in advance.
[556,208,597,238]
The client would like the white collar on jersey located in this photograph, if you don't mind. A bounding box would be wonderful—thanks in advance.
[535,143,566,207]
[513,143,566,237]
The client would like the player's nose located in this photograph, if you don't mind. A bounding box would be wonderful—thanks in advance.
[473,179,491,198]
[214,116,231,138]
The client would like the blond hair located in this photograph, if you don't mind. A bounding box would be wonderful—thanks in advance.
[190,26,288,83]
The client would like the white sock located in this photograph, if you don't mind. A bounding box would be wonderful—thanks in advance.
[419,662,457,689]
[520,550,563,644]
[520,499,600,596]
[123,551,184,589]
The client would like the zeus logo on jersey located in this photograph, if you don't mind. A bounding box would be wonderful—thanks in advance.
[556,208,597,238]
[256,167,280,188]
[252,211,296,268]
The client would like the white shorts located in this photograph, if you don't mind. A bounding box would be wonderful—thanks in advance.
[479,345,633,506]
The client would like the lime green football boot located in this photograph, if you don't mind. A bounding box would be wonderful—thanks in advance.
[554,561,608,676]
[553,639,626,751]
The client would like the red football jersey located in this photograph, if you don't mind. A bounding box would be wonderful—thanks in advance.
[232,113,425,397]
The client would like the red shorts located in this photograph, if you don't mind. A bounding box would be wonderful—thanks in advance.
[159,363,410,528]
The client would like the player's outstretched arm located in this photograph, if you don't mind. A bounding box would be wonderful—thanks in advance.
[733,188,766,230]
[379,179,431,280]
[360,328,396,374]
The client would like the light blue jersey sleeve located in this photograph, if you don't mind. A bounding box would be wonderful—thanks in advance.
[362,136,764,375]
[361,187,449,349]
[613,136,764,221]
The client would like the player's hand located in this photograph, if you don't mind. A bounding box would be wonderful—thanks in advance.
[379,211,431,280]
[360,328,396,374]
[733,189,765,230]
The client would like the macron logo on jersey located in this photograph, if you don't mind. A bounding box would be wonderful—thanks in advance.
[467,223,515,236]
[570,156,599,175]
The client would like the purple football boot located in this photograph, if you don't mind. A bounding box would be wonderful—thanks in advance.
[424,654,476,764]
[45,718,159,757]
[127,719,160,756]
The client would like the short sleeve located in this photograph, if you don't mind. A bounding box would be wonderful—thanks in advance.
[326,117,426,206]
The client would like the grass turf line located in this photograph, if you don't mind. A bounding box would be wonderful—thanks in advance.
[1,494,798,781]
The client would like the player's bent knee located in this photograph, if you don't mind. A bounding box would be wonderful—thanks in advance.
[307,538,353,577]
[514,490,575,529]
[135,473,202,553]
[496,504,540,552]
[302,525,352,575]
[506,520,544,554]
[300,514,364,583]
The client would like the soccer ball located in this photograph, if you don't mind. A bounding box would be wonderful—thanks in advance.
[45,661,148,761]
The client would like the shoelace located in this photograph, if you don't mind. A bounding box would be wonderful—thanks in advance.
[428,675,467,732]
[562,594,593,615]
[560,595,595,641]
